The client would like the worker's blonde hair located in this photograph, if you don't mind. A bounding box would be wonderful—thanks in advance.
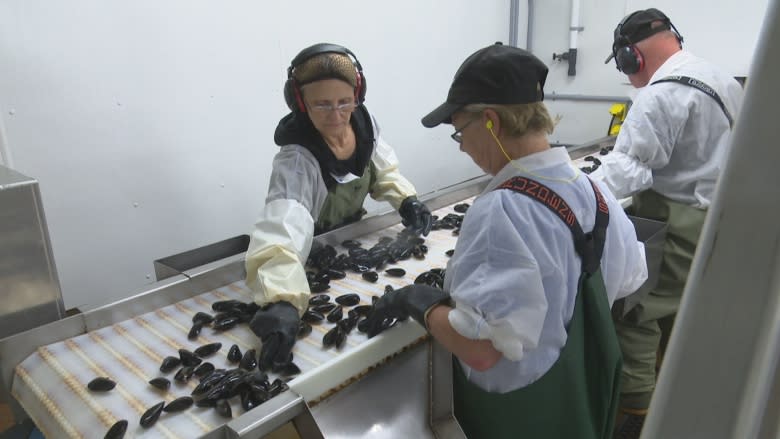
[460,102,557,137]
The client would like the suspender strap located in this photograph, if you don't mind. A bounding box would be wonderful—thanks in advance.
[651,75,734,129]
[495,176,609,275]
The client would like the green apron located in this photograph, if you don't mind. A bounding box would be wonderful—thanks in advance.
[453,176,622,439]
[614,190,707,405]
[314,162,377,235]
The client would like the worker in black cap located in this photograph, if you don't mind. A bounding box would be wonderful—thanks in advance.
[363,43,648,439]
[600,9,744,438]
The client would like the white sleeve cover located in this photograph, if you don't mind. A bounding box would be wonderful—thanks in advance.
[368,117,417,209]
[245,198,314,316]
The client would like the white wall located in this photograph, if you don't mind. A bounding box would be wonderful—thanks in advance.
[0,1,508,311]
[531,0,769,145]
[0,0,768,311]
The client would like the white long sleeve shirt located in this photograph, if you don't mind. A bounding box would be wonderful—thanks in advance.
[445,147,648,393]
[245,116,417,314]
[597,51,743,208]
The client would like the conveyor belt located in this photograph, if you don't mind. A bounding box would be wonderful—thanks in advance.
[11,198,474,439]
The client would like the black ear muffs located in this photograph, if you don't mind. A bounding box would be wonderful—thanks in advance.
[283,43,367,113]
[615,45,644,75]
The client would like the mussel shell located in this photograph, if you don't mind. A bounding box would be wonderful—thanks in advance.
[351,304,373,316]
[327,306,343,323]
[160,356,181,373]
[215,399,232,418]
[350,264,370,273]
[192,311,215,326]
[341,239,362,248]
[188,323,203,340]
[224,344,241,363]
[297,322,312,338]
[87,377,116,392]
[302,310,325,324]
[179,349,202,367]
[140,401,165,428]
[162,396,193,413]
[174,366,195,382]
[194,362,215,379]
[277,362,301,377]
[362,271,379,283]
[211,299,244,313]
[195,398,217,408]
[335,293,361,307]
[308,294,331,306]
[104,419,128,439]
[445,249,455,257]
[213,315,240,331]
[194,342,222,358]
[309,282,330,293]
[323,326,345,348]
[326,268,347,280]
[310,303,337,314]
[384,268,406,277]
[240,349,258,371]
[454,203,470,213]
[148,377,170,391]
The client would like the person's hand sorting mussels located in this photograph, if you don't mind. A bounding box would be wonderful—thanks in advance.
[248,301,300,371]
[363,284,451,337]
[398,196,433,236]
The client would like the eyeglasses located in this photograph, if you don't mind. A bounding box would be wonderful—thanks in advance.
[308,102,358,113]
[451,118,477,143]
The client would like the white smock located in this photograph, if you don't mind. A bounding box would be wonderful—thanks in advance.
[445,147,648,393]
[593,50,744,208]
[245,116,417,314]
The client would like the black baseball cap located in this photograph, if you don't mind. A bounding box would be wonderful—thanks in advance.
[422,42,548,128]
[605,8,673,63]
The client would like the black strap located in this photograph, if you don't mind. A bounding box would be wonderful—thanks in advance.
[651,75,734,129]
[495,176,609,275]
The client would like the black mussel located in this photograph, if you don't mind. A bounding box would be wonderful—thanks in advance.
[194,342,222,358]
[174,366,195,382]
[327,306,343,323]
[384,285,394,294]
[350,264,370,273]
[278,362,301,377]
[241,390,259,411]
[309,281,330,293]
[302,310,325,324]
[104,419,128,439]
[453,203,470,213]
[211,299,243,313]
[446,249,455,257]
[213,315,240,331]
[338,315,359,333]
[306,271,316,282]
[326,268,347,280]
[352,304,373,316]
[227,344,242,363]
[309,294,331,305]
[163,396,193,413]
[195,398,217,408]
[311,303,337,314]
[192,311,215,326]
[160,356,181,373]
[298,322,312,338]
[240,349,258,371]
[88,377,116,392]
[188,323,203,340]
[384,268,406,277]
[139,401,165,428]
[323,326,346,348]
[357,317,372,333]
[216,399,232,418]
[148,377,170,391]
[269,378,288,397]
[335,293,361,306]
[194,362,215,379]
[179,349,202,367]
[313,272,330,284]
[362,271,379,283]
[413,247,426,260]
[341,239,362,248]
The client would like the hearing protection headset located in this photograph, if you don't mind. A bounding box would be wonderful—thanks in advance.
[612,12,683,75]
[283,43,367,113]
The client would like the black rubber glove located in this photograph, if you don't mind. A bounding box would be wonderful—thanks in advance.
[399,196,433,236]
[363,284,450,338]
[249,301,300,371]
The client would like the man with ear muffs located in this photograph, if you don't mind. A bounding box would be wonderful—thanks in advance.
[600,8,743,437]
[243,43,431,372]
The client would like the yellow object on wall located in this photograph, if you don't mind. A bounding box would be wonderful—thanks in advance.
[608,103,629,136]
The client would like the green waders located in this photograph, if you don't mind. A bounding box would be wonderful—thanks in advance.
[453,176,622,439]
[614,190,707,410]
[314,162,376,235]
